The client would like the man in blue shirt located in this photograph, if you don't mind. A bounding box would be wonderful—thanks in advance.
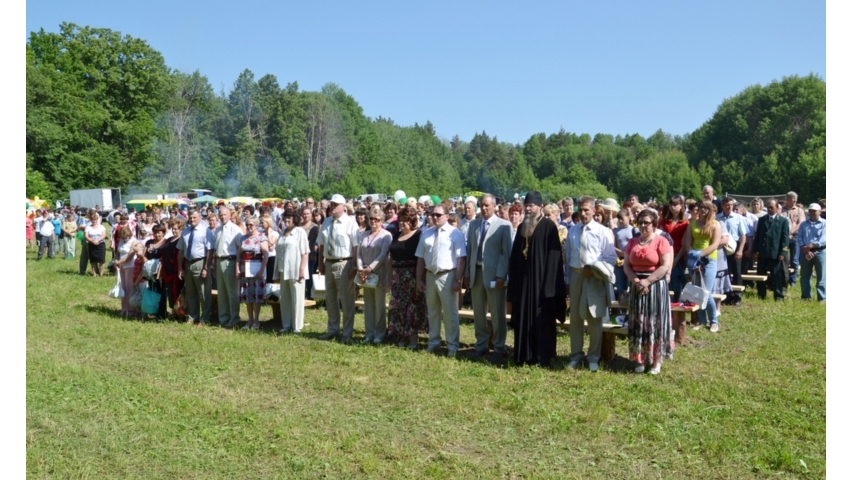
[717,197,747,305]
[797,203,826,303]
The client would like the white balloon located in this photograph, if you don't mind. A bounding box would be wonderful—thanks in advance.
[418,195,431,204]
[465,196,477,206]
[394,190,406,201]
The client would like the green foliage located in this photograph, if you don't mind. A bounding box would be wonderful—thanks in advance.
[26,167,54,201]
[26,24,824,204]
[684,74,826,201]
[27,23,172,196]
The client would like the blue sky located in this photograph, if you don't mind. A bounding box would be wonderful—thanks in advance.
[25,0,825,145]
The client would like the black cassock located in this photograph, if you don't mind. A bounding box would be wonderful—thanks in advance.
[507,218,566,367]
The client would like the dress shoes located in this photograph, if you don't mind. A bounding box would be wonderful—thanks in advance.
[565,359,582,370]
[469,350,489,360]
[340,336,352,345]
[588,362,599,372]
[317,332,336,341]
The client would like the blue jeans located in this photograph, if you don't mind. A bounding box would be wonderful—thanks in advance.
[800,249,826,301]
[669,258,687,302]
[687,250,717,326]
[788,239,799,285]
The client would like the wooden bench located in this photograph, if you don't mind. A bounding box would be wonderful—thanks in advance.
[559,301,699,362]
[742,274,768,282]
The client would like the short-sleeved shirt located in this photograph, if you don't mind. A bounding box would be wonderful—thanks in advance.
[626,234,672,273]
[177,223,214,260]
[415,223,467,273]
[318,214,359,259]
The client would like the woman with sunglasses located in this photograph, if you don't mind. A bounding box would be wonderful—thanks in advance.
[623,208,673,374]
[357,206,393,344]
[680,201,722,332]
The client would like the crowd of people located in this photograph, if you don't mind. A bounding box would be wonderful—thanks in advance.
[27,187,826,373]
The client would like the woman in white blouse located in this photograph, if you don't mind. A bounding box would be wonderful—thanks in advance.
[274,210,309,334]
[357,206,393,344]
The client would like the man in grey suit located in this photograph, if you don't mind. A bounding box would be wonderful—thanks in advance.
[463,194,513,363]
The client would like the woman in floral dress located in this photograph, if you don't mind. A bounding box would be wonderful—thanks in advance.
[386,206,427,349]
[238,217,269,330]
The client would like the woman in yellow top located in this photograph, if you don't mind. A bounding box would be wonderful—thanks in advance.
[680,200,722,331]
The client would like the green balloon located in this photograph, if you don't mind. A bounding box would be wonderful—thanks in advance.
[398,198,407,205]
[26,202,30,210]
[430,195,441,205]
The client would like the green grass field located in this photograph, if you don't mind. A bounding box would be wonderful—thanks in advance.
[27,245,825,479]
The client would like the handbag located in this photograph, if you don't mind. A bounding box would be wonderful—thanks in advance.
[354,273,379,288]
[681,270,710,307]
[129,284,146,309]
[264,283,281,301]
[311,273,325,300]
[108,270,124,299]
[141,288,162,314]
[722,234,737,256]
[142,258,161,281]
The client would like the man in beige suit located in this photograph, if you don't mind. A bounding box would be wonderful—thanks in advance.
[564,196,617,372]
[463,194,512,363]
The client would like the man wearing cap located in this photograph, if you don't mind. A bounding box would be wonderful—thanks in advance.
[177,210,215,325]
[463,194,512,363]
[416,204,467,357]
[754,199,790,301]
[507,191,566,367]
[317,194,360,343]
[564,196,617,372]
[797,203,826,303]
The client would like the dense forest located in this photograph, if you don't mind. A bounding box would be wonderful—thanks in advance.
[26,23,827,204]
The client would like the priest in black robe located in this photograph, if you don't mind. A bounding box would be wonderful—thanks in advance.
[507,191,566,367]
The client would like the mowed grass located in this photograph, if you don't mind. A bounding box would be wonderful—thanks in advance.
[27,244,825,479]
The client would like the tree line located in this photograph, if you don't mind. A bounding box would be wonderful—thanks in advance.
[26,23,827,205]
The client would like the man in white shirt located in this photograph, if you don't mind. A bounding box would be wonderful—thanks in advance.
[210,206,243,328]
[564,196,618,372]
[317,194,360,343]
[463,194,512,362]
[37,211,55,260]
[416,204,467,357]
[177,210,215,326]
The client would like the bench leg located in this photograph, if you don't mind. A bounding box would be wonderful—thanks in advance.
[271,303,282,323]
[672,311,687,345]
[601,332,616,362]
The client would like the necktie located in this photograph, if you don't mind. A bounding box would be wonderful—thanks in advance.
[216,226,224,256]
[579,225,589,265]
[330,220,338,257]
[187,227,196,260]
[477,220,489,263]
[431,227,441,272]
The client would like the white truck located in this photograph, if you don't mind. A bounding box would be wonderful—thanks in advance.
[69,188,122,210]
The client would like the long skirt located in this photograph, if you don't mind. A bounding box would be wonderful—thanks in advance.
[627,276,673,366]
[387,267,427,339]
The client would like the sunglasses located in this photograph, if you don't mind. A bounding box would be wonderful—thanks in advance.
[430,213,445,218]
[369,218,382,222]
[638,221,652,226]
